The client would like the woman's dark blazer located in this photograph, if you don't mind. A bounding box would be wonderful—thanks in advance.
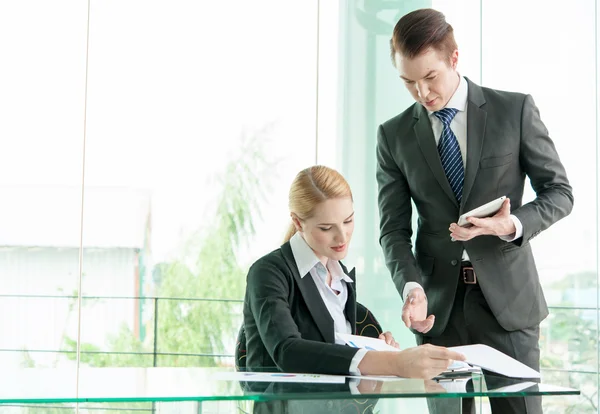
[243,241,360,374]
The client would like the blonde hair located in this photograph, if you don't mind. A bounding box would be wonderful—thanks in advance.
[283,165,353,243]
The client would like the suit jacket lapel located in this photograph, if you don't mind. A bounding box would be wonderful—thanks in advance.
[461,78,487,212]
[281,243,335,344]
[341,264,356,333]
[413,105,459,207]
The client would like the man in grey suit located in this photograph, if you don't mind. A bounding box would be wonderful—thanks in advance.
[376,9,573,414]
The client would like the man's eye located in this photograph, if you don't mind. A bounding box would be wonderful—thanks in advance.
[319,227,331,232]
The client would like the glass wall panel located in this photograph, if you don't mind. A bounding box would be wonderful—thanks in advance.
[540,371,598,413]
[482,2,598,410]
[335,0,433,356]
[541,308,598,372]
[481,0,596,303]
[78,0,319,370]
[0,0,88,380]
[334,0,480,349]
[541,308,598,412]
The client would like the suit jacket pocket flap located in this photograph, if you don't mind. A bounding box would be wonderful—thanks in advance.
[480,153,513,169]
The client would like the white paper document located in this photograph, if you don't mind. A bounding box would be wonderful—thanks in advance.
[449,344,541,379]
[337,333,472,372]
[338,334,537,379]
[336,332,400,352]
[346,374,409,382]
[212,371,345,384]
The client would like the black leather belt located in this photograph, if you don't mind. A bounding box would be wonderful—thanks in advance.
[461,261,477,284]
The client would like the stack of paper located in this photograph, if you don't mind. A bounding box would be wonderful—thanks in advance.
[212,371,346,384]
[335,333,400,352]
[448,344,540,379]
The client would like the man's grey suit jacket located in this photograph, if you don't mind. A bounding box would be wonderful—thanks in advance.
[376,78,573,337]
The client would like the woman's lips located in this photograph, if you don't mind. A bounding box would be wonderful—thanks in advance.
[332,244,346,252]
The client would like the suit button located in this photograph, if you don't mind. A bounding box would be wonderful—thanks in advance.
[451,260,458,266]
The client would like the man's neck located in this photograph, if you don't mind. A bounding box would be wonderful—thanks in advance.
[449,72,461,102]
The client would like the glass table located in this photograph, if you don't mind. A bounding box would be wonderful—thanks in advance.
[0,367,579,413]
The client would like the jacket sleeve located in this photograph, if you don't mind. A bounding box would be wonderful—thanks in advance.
[376,123,421,298]
[512,94,574,244]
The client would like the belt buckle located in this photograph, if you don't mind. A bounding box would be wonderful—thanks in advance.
[462,266,477,284]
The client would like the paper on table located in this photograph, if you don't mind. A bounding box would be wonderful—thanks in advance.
[337,333,474,374]
[447,360,473,371]
[212,371,345,384]
[449,344,541,379]
[346,374,409,382]
[336,332,400,352]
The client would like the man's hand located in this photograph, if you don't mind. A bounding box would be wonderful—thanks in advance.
[378,331,400,348]
[449,198,516,241]
[402,287,435,333]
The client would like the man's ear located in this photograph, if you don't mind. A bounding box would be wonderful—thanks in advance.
[450,49,459,70]
[291,213,303,232]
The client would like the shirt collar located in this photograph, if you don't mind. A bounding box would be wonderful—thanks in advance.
[428,75,468,115]
[289,232,353,283]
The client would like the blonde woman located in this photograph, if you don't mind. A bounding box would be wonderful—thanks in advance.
[243,165,464,379]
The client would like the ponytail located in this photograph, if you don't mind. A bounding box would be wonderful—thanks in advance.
[283,223,297,244]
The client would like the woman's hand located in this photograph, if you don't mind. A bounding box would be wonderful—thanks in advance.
[393,344,466,379]
[357,343,466,380]
[356,378,384,394]
[378,331,400,348]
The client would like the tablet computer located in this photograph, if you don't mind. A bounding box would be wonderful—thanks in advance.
[457,196,506,227]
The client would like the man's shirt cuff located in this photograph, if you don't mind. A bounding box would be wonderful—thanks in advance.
[499,214,523,242]
[402,282,423,302]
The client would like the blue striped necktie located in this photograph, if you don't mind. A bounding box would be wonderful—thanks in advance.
[434,108,464,202]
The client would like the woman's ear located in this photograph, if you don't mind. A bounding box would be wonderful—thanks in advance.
[291,213,303,232]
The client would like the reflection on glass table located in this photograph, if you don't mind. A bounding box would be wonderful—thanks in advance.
[0,367,578,413]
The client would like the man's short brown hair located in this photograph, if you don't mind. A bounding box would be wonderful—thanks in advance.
[390,8,457,66]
